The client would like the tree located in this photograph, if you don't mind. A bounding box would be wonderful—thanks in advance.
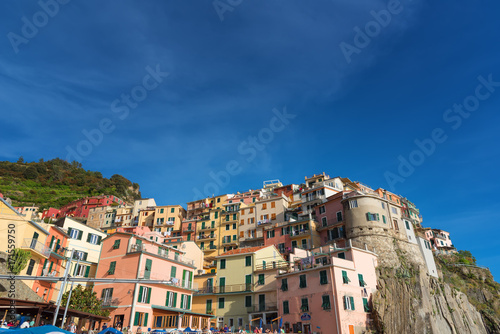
[23,166,39,180]
[8,249,30,274]
[17,156,24,163]
[60,285,110,317]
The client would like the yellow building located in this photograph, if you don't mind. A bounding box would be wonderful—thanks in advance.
[152,205,186,234]
[0,197,50,287]
[209,245,286,331]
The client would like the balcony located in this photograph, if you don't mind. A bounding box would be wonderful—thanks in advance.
[222,239,238,246]
[200,215,210,221]
[255,261,288,271]
[246,303,278,313]
[129,244,195,266]
[21,238,51,258]
[100,298,120,308]
[257,219,271,226]
[289,229,310,238]
[197,234,217,241]
[201,245,217,252]
[195,283,253,294]
[200,225,217,231]
[41,268,59,283]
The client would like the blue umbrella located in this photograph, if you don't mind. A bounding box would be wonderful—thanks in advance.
[0,325,73,334]
[97,328,123,334]
[150,330,166,334]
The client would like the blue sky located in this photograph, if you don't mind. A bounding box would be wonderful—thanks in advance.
[1,1,499,278]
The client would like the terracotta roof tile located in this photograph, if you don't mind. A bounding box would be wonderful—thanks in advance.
[219,245,268,256]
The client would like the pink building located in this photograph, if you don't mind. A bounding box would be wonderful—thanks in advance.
[315,192,347,248]
[94,232,212,331]
[421,228,455,254]
[277,244,378,334]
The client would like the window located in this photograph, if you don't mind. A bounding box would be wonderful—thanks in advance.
[319,206,325,214]
[171,208,175,213]
[215,212,218,218]
[101,288,113,301]
[245,295,252,307]
[363,298,370,312]
[299,274,307,288]
[382,215,386,224]
[320,270,328,285]
[392,207,398,214]
[381,202,385,209]
[144,259,152,279]
[220,259,226,269]
[108,261,116,275]
[321,217,327,227]
[322,295,331,310]
[245,256,252,267]
[113,239,121,249]
[225,224,230,230]
[241,209,245,215]
[137,286,151,303]
[338,252,345,259]
[26,259,35,276]
[218,297,225,309]
[283,301,289,314]
[238,318,243,327]
[160,208,164,213]
[87,233,101,245]
[405,221,410,230]
[366,212,380,221]
[232,223,236,229]
[301,298,309,312]
[250,207,254,213]
[358,274,367,287]
[349,200,358,209]
[271,213,276,220]
[343,296,355,310]
[336,211,343,222]
[342,270,350,284]
[266,230,275,238]
[133,312,147,326]
[394,220,399,231]
[262,203,267,210]
[165,291,177,308]
[68,228,82,240]
[258,274,265,285]
[241,219,244,225]
[271,201,275,208]
[73,251,88,261]
[170,266,177,278]
[281,278,288,291]
[180,294,191,309]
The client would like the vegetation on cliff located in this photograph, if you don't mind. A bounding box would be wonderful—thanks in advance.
[0,158,141,209]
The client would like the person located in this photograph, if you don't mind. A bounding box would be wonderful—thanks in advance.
[280,328,285,333]
[40,320,46,326]
[29,317,35,327]
[238,327,244,333]
[223,324,229,332]
[137,326,142,334]
[102,324,108,330]
[20,319,30,329]
[69,322,77,333]
[81,325,87,334]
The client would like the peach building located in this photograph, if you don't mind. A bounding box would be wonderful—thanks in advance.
[315,192,347,248]
[94,232,212,331]
[277,244,378,334]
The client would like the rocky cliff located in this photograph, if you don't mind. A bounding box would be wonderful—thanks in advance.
[367,237,500,333]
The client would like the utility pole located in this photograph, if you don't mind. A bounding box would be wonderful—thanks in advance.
[62,256,81,328]
[53,249,75,327]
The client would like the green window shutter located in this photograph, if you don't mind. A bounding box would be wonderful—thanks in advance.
[113,239,121,249]
[84,265,90,277]
[245,256,251,266]
[109,261,116,274]
[182,270,187,285]
[342,270,350,283]
[358,274,366,287]
[134,312,140,326]
[363,298,370,312]
[136,239,142,246]
[146,287,151,303]
[320,270,328,285]
[245,296,252,307]
[376,213,380,221]
[206,299,212,312]
[109,288,114,298]
[299,274,307,288]
[350,296,355,310]
[49,261,54,273]
[143,312,148,327]
[180,294,184,309]
[219,298,224,309]
[138,286,144,303]
[173,292,178,307]
[83,252,88,261]
[73,264,78,276]
[187,295,191,309]
[87,233,92,243]
[281,278,288,291]
[233,214,236,221]
[78,230,83,240]
[383,215,386,224]
[97,236,102,245]
[171,266,177,278]
[283,301,289,314]
[145,259,152,279]
[166,291,171,306]
[67,228,72,238]
[43,259,48,269]
[49,236,55,248]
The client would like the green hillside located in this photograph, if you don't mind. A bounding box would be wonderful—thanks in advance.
[0,158,141,209]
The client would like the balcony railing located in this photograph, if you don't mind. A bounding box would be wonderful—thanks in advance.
[129,244,195,266]
[222,239,238,245]
[201,245,218,251]
[201,225,216,231]
[100,298,120,307]
[289,229,310,238]
[246,303,278,313]
[255,261,288,271]
[41,268,59,283]
[257,219,271,226]
[197,234,217,240]
[195,283,253,294]
[22,238,51,258]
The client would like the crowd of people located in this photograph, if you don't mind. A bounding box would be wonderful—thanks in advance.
[1,316,46,329]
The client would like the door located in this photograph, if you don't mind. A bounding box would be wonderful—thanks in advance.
[219,277,225,293]
[245,275,252,291]
[207,278,213,293]
[113,315,124,328]
[31,231,39,248]
[303,324,311,334]
[259,294,265,312]
[349,324,355,334]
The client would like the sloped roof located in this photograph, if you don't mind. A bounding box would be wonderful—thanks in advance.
[218,245,268,257]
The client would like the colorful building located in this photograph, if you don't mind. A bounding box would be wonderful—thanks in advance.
[277,244,378,334]
[57,195,124,219]
[93,232,212,331]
